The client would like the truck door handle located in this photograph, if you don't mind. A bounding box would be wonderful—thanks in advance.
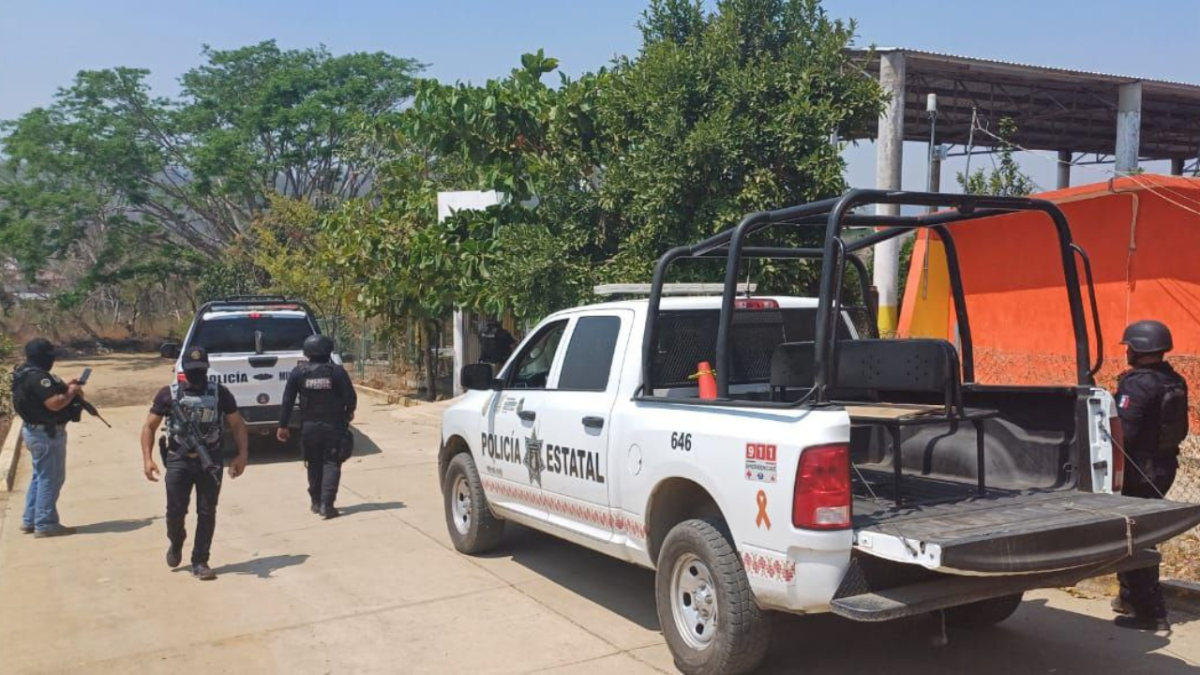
[518,410,537,422]
[582,416,605,429]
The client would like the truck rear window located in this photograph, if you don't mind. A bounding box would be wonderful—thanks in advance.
[190,316,314,354]
[649,308,851,389]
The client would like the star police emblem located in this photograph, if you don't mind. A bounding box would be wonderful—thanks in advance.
[524,428,545,486]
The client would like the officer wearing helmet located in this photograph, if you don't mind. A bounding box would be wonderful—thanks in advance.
[140,346,249,580]
[1111,319,1189,631]
[277,334,357,519]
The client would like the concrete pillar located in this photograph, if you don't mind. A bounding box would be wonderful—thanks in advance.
[439,190,503,395]
[873,51,906,337]
[1057,150,1072,189]
[1171,157,1185,176]
[1115,82,1142,174]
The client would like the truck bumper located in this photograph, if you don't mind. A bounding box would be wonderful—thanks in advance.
[830,550,1160,622]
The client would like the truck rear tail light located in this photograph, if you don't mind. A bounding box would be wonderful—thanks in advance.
[793,443,851,530]
[735,298,779,311]
[1110,417,1125,493]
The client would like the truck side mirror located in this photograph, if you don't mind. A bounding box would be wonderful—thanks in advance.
[160,341,181,360]
[461,363,497,391]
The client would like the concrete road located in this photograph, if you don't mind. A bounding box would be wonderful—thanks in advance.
[2,355,1199,674]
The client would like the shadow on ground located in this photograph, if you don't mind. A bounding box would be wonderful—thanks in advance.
[76,517,158,535]
[487,525,1200,673]
[170,554,311,579]
[338,501,406,517]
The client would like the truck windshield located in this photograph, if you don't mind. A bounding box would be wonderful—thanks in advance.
[191,316,314,354]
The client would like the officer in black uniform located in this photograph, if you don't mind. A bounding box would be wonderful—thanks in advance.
[1111,319,1189,631]
[140,347,249,580]
[11,339,84,537]
[479,319,516,369]
[277,335,356,519]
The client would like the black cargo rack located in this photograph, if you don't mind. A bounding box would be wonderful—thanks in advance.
[637,188,1103,407]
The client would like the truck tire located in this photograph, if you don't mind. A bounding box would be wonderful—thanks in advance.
[655,518,770,675]
[944,593,1024,629]
[443,452,505,554]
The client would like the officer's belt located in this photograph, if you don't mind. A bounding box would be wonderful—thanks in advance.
[23,422,66,431]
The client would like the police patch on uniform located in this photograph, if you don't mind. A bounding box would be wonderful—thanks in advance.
[305,377,333,390]
[39,378,52,388]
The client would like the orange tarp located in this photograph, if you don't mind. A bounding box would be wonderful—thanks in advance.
[898,175,1200,422]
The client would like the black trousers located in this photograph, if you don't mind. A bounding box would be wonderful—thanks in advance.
[302,421,343,508]
[1118,458,1177,619]
[164,454,223,565]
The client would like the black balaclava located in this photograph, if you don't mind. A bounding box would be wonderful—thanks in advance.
[184,369,209,389]
[25,338,56,371]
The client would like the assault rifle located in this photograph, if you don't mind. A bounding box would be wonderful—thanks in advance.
[167,398,221,478]
[67,397,111,428]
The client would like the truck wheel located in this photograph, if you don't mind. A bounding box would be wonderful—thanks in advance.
[443,453,505,554]
[655,518,770,675]
[944,593,1024,629]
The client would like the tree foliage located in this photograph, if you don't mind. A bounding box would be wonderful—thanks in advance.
[324,0,883,331]
[0,41,422,293]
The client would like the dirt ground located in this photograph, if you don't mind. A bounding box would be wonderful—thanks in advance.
[2,354,1200,674]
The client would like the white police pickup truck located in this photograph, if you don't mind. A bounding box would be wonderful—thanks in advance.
[161,296,333,432]
[439,191,1200,675]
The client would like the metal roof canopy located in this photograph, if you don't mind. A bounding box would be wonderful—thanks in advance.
[846,49,1200,161]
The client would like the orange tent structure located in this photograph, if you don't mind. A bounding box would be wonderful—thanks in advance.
[899,175,1200,424]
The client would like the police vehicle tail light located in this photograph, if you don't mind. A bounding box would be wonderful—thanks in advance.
[1110,416,1125,492]
[793,443,851,530]
[735,298,779,311]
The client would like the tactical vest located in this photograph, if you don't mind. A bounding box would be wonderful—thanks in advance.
[298,362,346,423]
[1121,366,1190,459]
[166,381,223,452]
[1158,377,1190,457]
[11,364,71,425]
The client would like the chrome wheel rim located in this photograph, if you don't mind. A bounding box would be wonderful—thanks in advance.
[670,552,718,650]
[451,475,471,536]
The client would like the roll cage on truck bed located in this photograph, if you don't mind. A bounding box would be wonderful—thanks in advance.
[441,188,1200,675]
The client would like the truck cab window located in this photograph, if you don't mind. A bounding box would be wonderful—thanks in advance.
[558,316,622,391]
[508,321,568,389]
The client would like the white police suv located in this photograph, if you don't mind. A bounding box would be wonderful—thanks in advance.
[161,296,337,432]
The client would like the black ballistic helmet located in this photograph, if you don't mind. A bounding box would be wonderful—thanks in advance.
[1121,320,1173,354]
[24,337,56,360]
[303,334,335,359]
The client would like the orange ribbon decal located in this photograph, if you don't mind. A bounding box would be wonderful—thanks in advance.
[756,490,771,529]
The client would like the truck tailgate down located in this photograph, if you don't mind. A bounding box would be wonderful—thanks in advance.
[853,490,1200,575]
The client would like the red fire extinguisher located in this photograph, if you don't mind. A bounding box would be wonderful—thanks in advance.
[691,361,717,400]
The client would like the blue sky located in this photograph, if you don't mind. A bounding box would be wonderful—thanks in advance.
[2,0,1197,189]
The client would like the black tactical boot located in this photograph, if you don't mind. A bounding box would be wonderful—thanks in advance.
[191,562,217,581]
[1111,596,1132,615]
[311,501,320,515]
[166,542,183,568]
[320,504,340,520]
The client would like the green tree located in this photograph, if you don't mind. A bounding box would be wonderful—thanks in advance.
[335,0,883,335]
[593,0,883,284]
[957,117,1037,197]
[0,41,423,322]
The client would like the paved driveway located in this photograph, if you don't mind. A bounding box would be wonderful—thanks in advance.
[1,355,1198,674]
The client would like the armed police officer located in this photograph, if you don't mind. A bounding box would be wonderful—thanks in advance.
[277,335,356,519]
[140,347,248,580]
[1112,320,1189,631]
[11,339,83,537]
